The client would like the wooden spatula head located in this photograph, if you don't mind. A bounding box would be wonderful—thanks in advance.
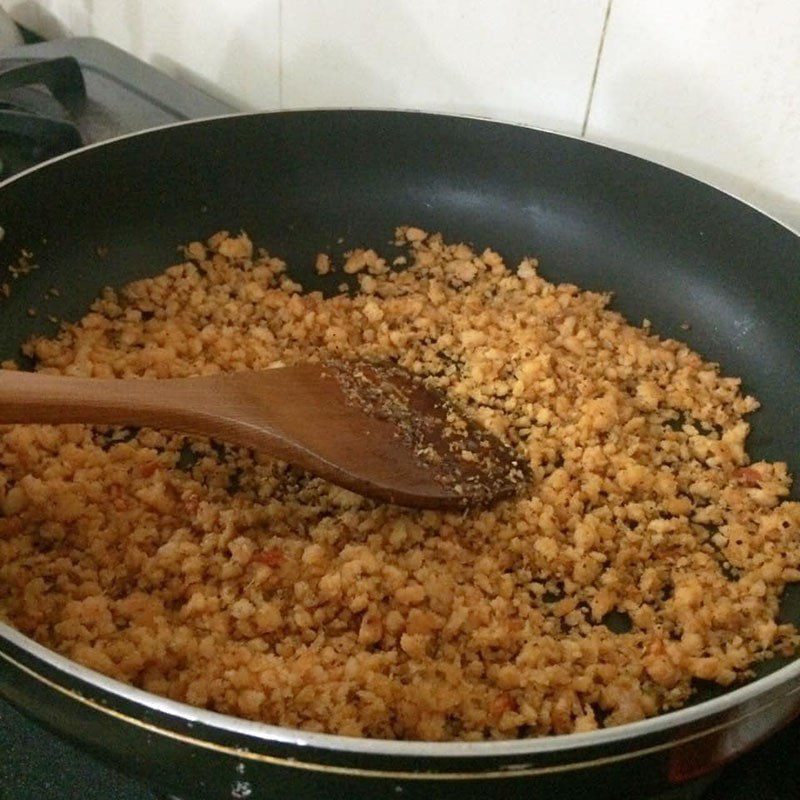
[216,359,530,509]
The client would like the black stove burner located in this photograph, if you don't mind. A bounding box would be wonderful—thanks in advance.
[0,56,86,178]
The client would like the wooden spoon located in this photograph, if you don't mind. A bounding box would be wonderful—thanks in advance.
[0,360,528,509]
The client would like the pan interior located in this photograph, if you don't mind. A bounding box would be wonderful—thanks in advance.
[0,111,798,708]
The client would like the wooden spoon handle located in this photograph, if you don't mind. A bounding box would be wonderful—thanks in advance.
[0,371,207,431]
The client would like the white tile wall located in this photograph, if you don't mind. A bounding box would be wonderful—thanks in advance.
[586,0,800,231]
[281,0,608,134]
[3,0,800,229]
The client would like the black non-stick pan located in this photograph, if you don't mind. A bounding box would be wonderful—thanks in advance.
[0,111,799,799]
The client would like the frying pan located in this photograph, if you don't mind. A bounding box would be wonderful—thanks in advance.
[0,111,798,800]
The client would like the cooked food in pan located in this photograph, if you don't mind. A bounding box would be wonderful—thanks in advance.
[1,227,798,741]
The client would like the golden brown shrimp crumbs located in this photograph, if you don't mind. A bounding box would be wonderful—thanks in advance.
[1,228,799,741]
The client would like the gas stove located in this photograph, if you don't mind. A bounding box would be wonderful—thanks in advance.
[0,34,798,800]
[0,36,233,180]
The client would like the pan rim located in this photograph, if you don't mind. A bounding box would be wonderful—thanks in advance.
[0,109,798,761]
[2,619,800,759]
[0,107,798,239]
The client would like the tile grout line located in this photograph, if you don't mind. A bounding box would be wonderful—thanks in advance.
[277,0,283,109]
[581,0,613,137]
